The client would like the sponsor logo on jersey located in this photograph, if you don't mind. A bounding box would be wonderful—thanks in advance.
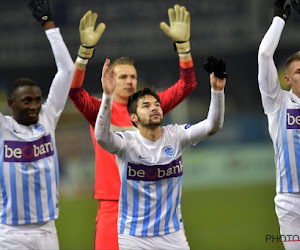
[4,135,54,162]
[287,109,300,129]
[163,145,174,158]
[127,156,183,181]
[184,124,192,129]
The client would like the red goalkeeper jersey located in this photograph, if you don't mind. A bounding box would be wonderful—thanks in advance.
[69,59,197,200]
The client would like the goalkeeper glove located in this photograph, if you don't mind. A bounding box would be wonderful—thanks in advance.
[28,0,53,25]
[203,56,228,79]
[160,4,191,54]
[78,10,106,59]
[291,0,300,14]
[274,0,291,22]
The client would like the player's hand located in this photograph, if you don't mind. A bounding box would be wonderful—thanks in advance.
[203,56,228,80]
[101,59,116,96]
[291,0,300,14]
[210,72,226,91]
[28,0,53,25]
[78,10,106,59]
[160,4,190,42]
[274,0,291,22]
[160,4,190,53]
[80,10,106,47]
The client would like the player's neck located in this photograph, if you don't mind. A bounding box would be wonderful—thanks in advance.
[113,94,128,105]
[139,126,162,142]
[291,88,300,99]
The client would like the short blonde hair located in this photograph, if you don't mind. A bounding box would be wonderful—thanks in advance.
[285,51,300,73]
[109,57,135,71]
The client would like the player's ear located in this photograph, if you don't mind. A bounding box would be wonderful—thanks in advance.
[130,113,138,123]
[7,98,14,108]
[284,75,292,87]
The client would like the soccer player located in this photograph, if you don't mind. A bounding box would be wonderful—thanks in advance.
[258,0,300,249]
[69,5,197,249]
[0,0,75,249]
[94,58,226,249]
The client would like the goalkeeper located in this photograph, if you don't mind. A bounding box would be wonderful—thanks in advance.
[69,5,197,249]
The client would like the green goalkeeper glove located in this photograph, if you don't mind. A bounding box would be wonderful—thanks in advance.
[160,4,190,54]
[78,10,106,59]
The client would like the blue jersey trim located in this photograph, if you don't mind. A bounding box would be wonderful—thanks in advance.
[164,178,173,234]
[22,164,31,223]
[281,117,293,192]
[292,129,300,191]
[129,181,139,235]
[34,162,44,223]
[141,182,151,236]
[154,181,162,236]
[43,158,55,220]
[10,163,18,225]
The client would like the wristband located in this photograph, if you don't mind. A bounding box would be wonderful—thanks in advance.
[174,41,190,54]
[78,45,95,59]
[75,57,89,65]
[178,52,191,57]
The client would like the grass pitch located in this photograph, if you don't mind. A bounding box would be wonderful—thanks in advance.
[56,183,283,249]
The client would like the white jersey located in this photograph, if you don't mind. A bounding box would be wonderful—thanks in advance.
[95,90,224,237]
[258,17,300,193]
[0,28,75,225]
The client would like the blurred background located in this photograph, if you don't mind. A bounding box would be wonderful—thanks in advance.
[1,0,299,249]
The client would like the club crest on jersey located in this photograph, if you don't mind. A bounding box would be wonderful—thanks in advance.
[287,109,300,129]
[185,124,192,129]
[163,145,174,158]
[4,135,54,162]
[34,124,44,132]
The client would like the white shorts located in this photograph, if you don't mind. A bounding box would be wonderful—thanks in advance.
[275,193,300,250]
[0,220,59,250]
[118,229,190,250]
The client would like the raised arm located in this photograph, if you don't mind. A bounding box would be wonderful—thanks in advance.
[28,0,75,115]
[94,59,123,153]
[186,58,226,145]
[69,88,101,126]
[160,4,191,58]
[158,4,197,114]
[157,58,197,115]
[75,10,106,71]
[45,29,75,114]
[258,0,290,114]
[69,10,106,124]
